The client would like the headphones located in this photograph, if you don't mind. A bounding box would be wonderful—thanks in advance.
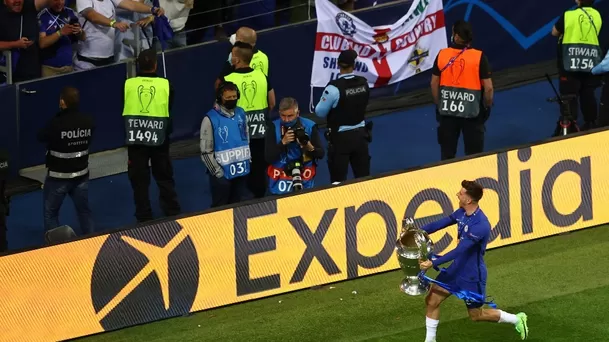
[216,81,240,105]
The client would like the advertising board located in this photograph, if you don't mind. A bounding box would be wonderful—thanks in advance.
[1,130,608,341]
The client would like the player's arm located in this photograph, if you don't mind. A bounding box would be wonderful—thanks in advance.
[431,221,488,268]
[314,85,339,118]
[420,210,460,235]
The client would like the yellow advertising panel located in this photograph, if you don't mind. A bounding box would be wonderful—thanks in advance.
[1,130,608,341]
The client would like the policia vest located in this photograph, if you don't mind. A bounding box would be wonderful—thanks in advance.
[225,69,269,139]
[326,76,369,132]
[251,50,269,76]
[123,77,170,147]
[561,7,603,73]
[437,48,483,119]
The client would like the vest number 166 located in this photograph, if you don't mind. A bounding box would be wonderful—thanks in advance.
[129,130,158,143]
[570,58,594,70]
[441,100,465,113]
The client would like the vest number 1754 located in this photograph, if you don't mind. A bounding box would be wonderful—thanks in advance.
[570,58,594,70]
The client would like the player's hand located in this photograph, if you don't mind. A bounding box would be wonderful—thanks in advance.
[419,260,433,271]
[282,131,295,145]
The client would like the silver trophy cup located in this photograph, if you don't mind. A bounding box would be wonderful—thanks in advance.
[395,217,435,295]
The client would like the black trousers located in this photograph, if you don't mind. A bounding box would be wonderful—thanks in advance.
[127,145,181,223]
[247,138,268,198]
[559,72,601,128]
[209,174,247,208]
[0,180,6,253]
[327,128,370,183]
[598,75,609,128]
[437,111,487,161]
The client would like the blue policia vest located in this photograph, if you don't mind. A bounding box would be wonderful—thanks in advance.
[206,107,251,180]
[267,118,317,195]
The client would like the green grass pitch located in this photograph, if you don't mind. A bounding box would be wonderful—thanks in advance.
[78,225,609,342]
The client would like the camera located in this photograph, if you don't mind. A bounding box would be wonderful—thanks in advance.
[288,124,309,145]
[69,17,80,25]
[285,160,304,192]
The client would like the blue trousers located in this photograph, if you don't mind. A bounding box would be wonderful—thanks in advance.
[43,174,94,235]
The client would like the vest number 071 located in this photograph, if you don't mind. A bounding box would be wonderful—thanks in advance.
[129,130,158,143]
[441,100,465,113]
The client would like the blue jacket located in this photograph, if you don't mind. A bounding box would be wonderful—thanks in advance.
[205,107,251,180]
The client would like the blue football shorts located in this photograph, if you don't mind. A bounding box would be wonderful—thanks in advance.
[435,271,486,309]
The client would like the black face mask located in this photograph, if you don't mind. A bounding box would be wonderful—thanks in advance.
[223,99,238,110]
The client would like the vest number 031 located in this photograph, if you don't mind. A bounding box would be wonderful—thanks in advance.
[441,100,465,113]
[229,162,246,176]
[129,130,158,143]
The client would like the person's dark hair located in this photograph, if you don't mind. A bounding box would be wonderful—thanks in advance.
[461,180,483,202]
[60,86,80,109]
[580,0,594,6]
[232,45,253,64]
[453,20,474,44]
[219,82,238,97]
[137,48,157,72]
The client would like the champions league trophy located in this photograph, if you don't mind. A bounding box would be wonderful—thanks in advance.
[395,217,435,295]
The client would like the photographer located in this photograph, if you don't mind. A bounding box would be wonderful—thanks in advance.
[265,98,324,195]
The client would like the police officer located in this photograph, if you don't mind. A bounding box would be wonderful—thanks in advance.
[123,48,181,223]
[265,97,324,195]
[592,48,609,126]
[220,45,276,199]
[0,148,8,252]
[200,81,251,207]
[215,26,270,90]
[37,86,95,236]
[431,20,493,161]
[552,0,603,130]
[315,49,371,183]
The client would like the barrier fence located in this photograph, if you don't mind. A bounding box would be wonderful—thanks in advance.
[0,0,606,171]
[0,126,607,341]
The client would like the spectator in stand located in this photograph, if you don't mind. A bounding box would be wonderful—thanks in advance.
[74,0,165,71]
[186,0,227,45]
[115,0,154,62]
[0,0,51,83]
[157,0,192,49]
[38,0,86,77]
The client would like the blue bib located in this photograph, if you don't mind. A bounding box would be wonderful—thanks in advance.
[206,107,251,180]
[267,118,316,195]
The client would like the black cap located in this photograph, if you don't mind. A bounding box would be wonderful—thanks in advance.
[338,49,358,66]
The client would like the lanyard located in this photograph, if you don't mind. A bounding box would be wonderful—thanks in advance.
[440,48,467,73]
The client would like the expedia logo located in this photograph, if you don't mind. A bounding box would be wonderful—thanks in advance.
[90,221,199,331]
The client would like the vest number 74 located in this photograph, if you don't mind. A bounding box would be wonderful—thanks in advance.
[441,100,465,113]
[129,130,159,144]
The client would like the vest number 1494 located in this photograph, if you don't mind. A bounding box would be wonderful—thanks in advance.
[128,130,158,143]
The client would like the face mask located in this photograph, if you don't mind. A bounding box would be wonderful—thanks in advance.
[229,34,236,45]
[224,99,237,110]
[451,35,454,44]
[282,118,297,127]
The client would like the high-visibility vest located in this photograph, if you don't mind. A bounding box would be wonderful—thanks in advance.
[561,7,603,73]
[437,47,483,118]
[122,77,170,147]
[224,69,269,139]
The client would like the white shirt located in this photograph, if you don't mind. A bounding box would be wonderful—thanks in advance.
[159,0,191,32]
[76,0,123,58]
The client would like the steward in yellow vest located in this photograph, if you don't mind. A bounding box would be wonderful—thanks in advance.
[122,49,181,223]
[552,0,603,130]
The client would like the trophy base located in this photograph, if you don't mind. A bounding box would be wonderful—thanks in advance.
[399,277,428,296]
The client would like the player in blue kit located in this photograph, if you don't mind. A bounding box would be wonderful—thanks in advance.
[418,180,529,341]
